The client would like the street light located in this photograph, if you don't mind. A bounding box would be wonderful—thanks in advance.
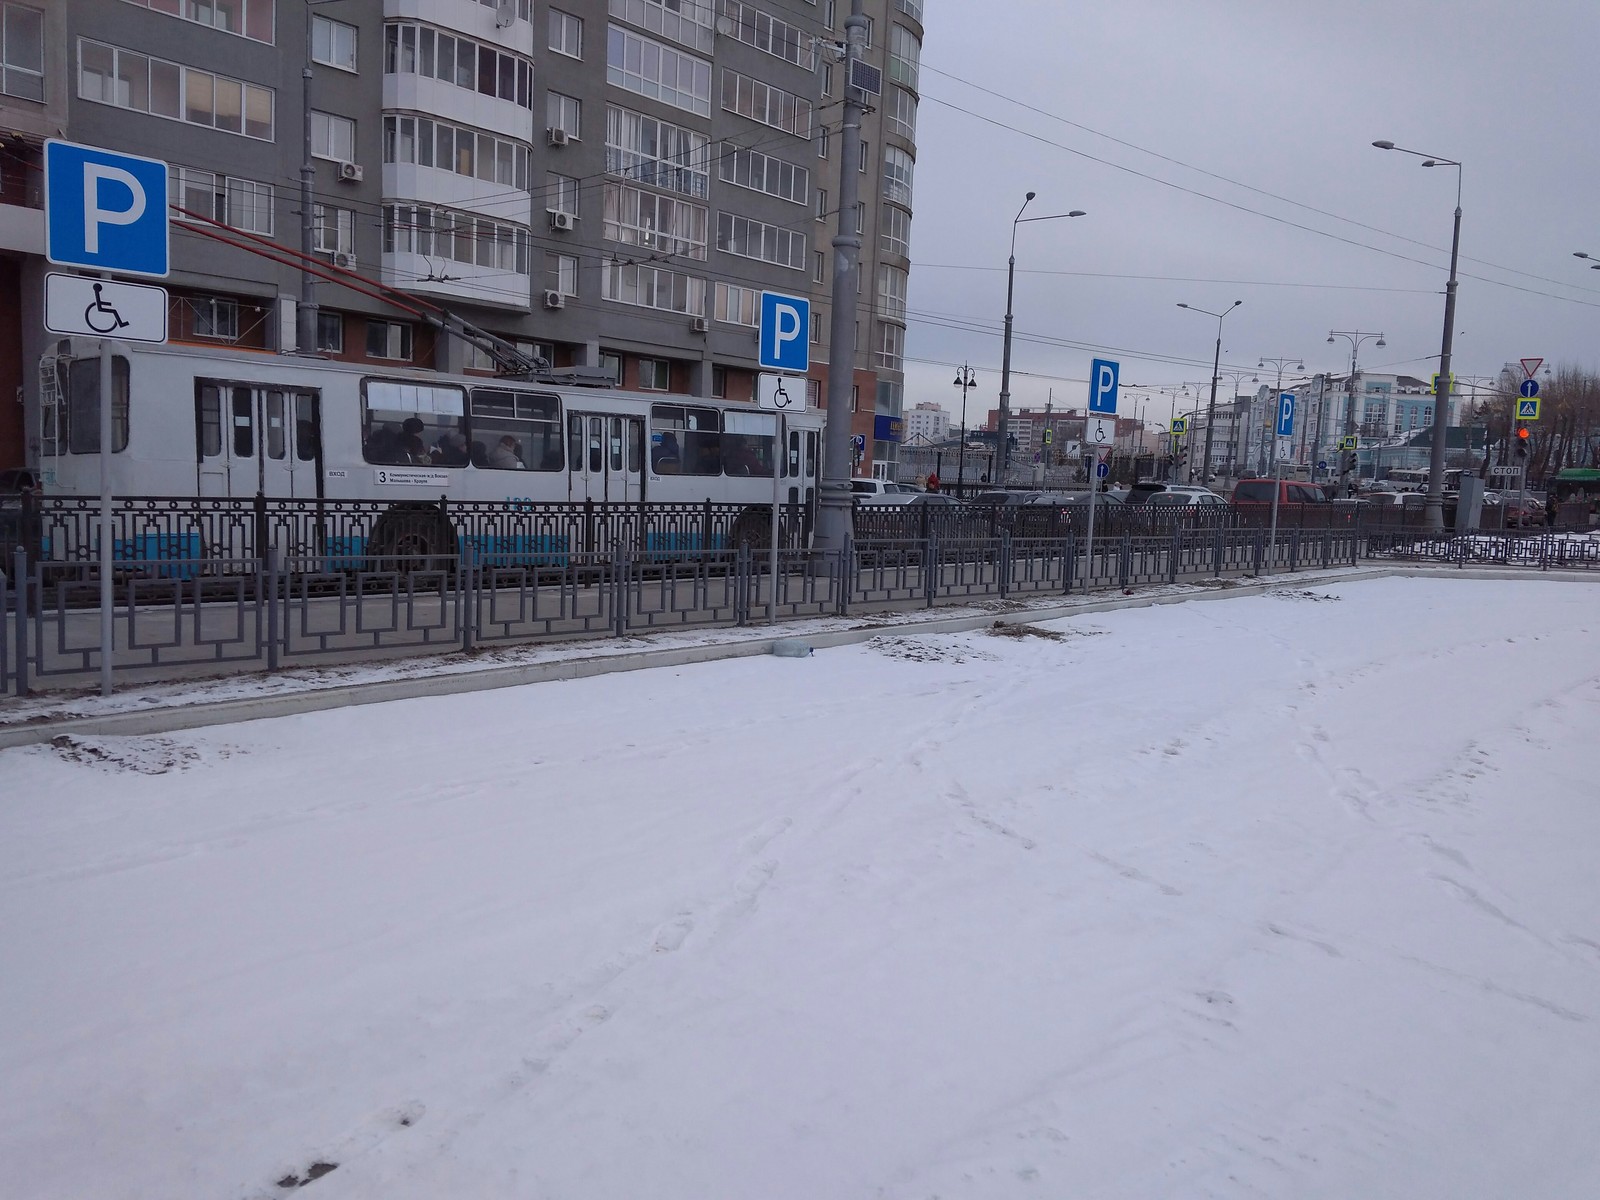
[1374,139,1462,531]
[953,364,978,496]
[997,194,1085,483]
[1327,330,1385,494]
[1177,299,1242,483]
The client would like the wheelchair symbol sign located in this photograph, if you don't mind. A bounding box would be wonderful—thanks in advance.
[44,272,168,343]
[757,372,809,412]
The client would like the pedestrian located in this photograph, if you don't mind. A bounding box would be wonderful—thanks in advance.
[926,471,940,493]
[1545,494,1560,529]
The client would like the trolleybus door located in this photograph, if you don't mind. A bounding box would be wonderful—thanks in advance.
[197,384,322,499]
[567,412,643,503]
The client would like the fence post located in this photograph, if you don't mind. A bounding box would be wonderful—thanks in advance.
[265,547,281,672]
[1168,527,1180,584]
[839,537,853,617]
[252,491,268,564]
[1213,526,1224,578]
[1289,529,1300,572]
[612,549,629,636]
[997,532,1011,599]
[1253,528,1264,574]
[701,497,714,555]
[735,543,750,626]
[1118,533,1131,589]
[1064,531,1075,595]
[924,536,938,608]
[461,543,477,653]
[12,547,28,697]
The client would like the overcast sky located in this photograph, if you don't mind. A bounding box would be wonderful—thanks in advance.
[903,0,1600,427]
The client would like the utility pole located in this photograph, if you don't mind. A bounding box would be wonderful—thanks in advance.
[1328,330,1384,496]
[814,0,868,552]
[299,44,317,355]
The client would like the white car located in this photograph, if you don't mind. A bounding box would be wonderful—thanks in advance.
[858,492,961,507]
[850,478,922,498]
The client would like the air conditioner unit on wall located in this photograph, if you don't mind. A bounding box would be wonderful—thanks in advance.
[328,251,357,270]
[549,210,576,232]
[546,127,569,147]
[542,290,565,310]
[337,161,364,183]
[691,316,709,333]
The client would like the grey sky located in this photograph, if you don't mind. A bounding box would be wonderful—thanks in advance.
[903,0,1599,425]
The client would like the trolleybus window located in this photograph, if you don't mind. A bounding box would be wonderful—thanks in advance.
[361,379,466,466]
[66,357,130,454]
[469,388,562,471]
[721,409,775,477]
[650,403,721,475]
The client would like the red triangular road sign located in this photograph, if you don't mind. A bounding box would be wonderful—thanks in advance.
[1520,358,1543,378]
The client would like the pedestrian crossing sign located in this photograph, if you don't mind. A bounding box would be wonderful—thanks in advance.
[1338,435,1358,451]
[1171,417,1188,434]
[1517,398,1540,420]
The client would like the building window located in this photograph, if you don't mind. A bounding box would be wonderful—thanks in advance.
[813,251,824,283]
[817,125,829,159]
[877,264,908,320]
[316,310,344,353]
[385,23,533,109]
[313,204,355,255]
[546,172,579,216]
[602,182,708,259]
[188,297,239,340]
[311,109,356,161]
[880,205,910,258]
[548,90,581,137]
[711,366,727,398]
[888,24,920,90]
[549,8,583,57]
[721,69,811,137]
[858,139,868,172]
[605,104,708,198]
[605,0,714,54]
[719,2,812,68]
[312,14,357,71]
[383,204,532,276]
[601,259,706,317]
[169,168,274,237]
[810,310,822,343]
[606,25,712,118]
[549,252,579,296]
[713,282,758,327]
[876,322,904,372]
[367,320,413,361]
[717,144,809,205]
[638,358,670,390]
[78,40,274,139]
[599,351,622,383]
[887,86,917,140]
[883,146,914,206]
[895,0,923,19]
[716,212,805,270]
[383,115,532,193]
[1,3,44,102]
[118,0,275,44]
[816,187,828,221]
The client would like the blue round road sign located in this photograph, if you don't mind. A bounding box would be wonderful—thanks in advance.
[1317,460,1328,470]
[1519,378,1540,398]
[1095,462,1110,479]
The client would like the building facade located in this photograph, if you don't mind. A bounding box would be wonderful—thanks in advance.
[0,0,922,475]
[902,399,947,445]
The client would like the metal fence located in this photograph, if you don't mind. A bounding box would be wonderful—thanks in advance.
[4,518,1597,697]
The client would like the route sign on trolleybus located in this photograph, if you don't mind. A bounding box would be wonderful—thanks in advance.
[44,140,171,278]
[758,292,809,373]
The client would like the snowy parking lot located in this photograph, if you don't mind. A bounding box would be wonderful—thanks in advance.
[3,576,1598,1199]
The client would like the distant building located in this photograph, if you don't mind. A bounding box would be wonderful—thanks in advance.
[904,401,950,445]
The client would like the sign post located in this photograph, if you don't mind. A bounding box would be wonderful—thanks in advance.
[757,373,808,623]
[1266,392,1295,576]
[1084,362,1119,577]
[45,139,172,697]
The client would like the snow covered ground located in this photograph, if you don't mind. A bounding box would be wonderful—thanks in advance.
[3,576,1598,1200]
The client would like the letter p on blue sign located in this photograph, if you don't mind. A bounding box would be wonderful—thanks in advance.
[1277,391,1297,437]
[44,140,170,279]
[759,291,810,373]
[1087,357,1120,415]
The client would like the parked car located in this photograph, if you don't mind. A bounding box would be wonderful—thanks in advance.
[1024,490,1124,505]
[858,492,960,507]
[1147,491,1228,509]
[1231,479,1329,505]
[850,478,921,497]
[969,490,1047,506]
[0,467,39,496]
[1127,482,1217,505]
[1360,491,1427,521]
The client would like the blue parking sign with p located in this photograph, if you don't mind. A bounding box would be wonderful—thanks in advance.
[1277,391,1296,437]
[759,291,809,373]
[45,140,170,278]
[1088,358,1120,414]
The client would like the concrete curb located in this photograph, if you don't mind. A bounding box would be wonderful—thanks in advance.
[2,565,1593,748]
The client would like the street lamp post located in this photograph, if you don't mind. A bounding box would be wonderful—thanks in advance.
[1373,139,1461,531]
[1177,300,1242,484]
[1327,329,1386,495]
[1256,355,1304,473]
[953,364,977,497]
[997,194,1084,484]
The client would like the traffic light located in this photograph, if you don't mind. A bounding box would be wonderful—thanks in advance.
[1515,425,1530,457]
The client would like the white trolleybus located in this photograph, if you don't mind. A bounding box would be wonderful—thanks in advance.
[34,338,825,565]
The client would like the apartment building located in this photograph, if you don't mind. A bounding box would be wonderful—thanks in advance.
[0,0,921,475]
